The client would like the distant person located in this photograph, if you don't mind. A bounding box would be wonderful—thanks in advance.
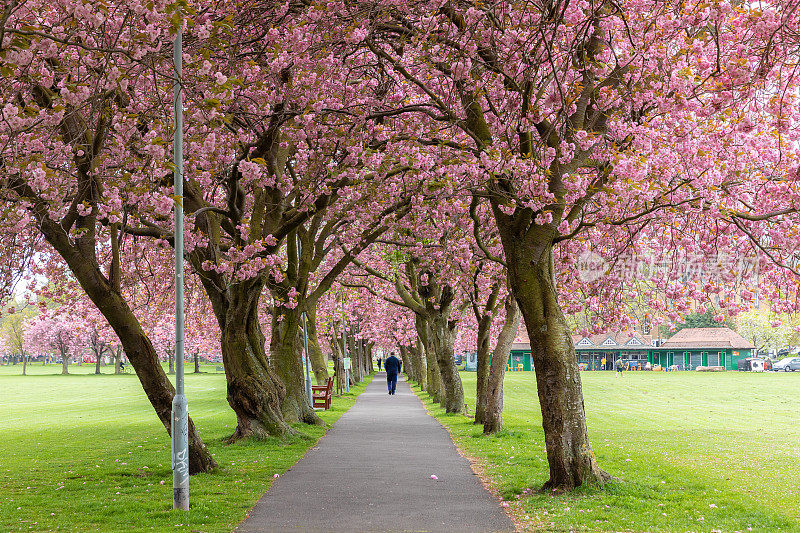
[377,357,382,371]
[601,356,607,370]
[614,358,624,378]
[119,361,125,373]
[384,352,402,395]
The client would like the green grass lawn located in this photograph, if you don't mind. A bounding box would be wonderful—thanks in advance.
[0,362,369,532]
[413,371,800,533]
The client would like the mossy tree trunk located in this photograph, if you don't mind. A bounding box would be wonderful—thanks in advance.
[347,335,362,384]
[329,328,346,394]
[430,310,465,414]
[415,315,442,403]
[305,303,329,385]
[399,345,413,380]
[269,303,322,425]
[484,294,520,434]
[492,210,610,490]
[213,279,295,440]
[473,283,500,425]
[412,340,427,389]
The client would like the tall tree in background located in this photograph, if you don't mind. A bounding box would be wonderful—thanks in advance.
[341,0,796,489]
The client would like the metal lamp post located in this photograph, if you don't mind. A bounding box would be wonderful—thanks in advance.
[171,23,189,511]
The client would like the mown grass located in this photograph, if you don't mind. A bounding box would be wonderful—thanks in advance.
[0,362,370,532]
[412,371,800,532]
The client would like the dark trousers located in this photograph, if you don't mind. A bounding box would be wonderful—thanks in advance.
[387,373,398,394]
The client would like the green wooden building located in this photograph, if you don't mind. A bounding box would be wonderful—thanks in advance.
[507,327,754,371]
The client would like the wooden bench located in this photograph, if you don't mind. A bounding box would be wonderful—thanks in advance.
[312,377,334,410]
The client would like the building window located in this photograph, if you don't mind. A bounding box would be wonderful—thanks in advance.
[602,337,617,346]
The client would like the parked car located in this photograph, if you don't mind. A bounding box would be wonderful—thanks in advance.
[773,357,800,372]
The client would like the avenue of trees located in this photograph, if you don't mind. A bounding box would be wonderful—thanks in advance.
[2,0,800,492]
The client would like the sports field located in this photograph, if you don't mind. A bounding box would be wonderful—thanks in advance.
[418,371,800,532]
[0,363,368,532]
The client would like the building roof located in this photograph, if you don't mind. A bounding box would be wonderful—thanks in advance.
[570,331,653,350]
[511,327,530,351]
[511,328,653,351]
[659,327,755,349]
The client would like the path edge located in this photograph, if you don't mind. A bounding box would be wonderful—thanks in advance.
[404,379,528,532]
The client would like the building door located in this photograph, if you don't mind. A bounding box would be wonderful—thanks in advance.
[707,352,720,366]
[511,353,524,371]
[689,352,702,369]
[671,353,683,369]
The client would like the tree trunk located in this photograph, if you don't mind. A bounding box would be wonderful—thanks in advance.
[474,314,492,425]
[362,339,373,376]
[416,316,442,403]
[430,312,465,414]
[94,349,102,374]
[347,335,362,384]
[484,295,520,435]
[61,350,70,375]
[305,304,329,385]
[501,227,610,490]
[22,354,27,375]
[210,280,294,439]
[114,348,123,374]
[329,332,345,394]
[270,305,322,425]
[193,350,200,374]
[399,345,412,380]
[354,338,364,381]
[412,340,427,389]
[168,348,175,375]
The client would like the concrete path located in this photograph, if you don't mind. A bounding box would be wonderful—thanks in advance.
[237,373,515,533]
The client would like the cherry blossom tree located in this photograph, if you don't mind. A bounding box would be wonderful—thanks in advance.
[2,304,36,374]
[25,312,87,375]
[5,0,800,492]
[0,0,217,471]
[331,0,799,489]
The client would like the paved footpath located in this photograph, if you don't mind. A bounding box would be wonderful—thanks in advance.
[237,373,515,533]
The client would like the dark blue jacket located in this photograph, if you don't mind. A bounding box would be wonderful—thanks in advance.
[384,355,402,376]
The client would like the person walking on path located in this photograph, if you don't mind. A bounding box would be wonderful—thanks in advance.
[377,356,382,371]
[384,352,402,395]
[615,357,625,378]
